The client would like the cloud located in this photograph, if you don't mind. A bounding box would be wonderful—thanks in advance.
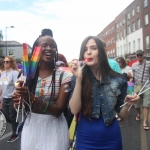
[0,0,134,61]
[0,0,18,2]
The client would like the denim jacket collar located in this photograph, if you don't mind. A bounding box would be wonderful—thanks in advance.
[90,70,111,84]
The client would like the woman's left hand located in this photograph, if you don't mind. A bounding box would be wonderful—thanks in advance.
[124,93,140,106]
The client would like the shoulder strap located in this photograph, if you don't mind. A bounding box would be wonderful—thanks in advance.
[141,61,146,83]
[107,83,117,98]
[59,71,65,86]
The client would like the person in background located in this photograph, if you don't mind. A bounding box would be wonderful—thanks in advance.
[116,57,133,82]
[125,59,130,66]
[132,50,150,130]
[41,28,68,67]
[102,41,122,74]
[0,56,19,142]
[12,31,71,149]
[108,58,122,74]
[69,36,139,150]
[0,56,4,109]
[0,56,4,75]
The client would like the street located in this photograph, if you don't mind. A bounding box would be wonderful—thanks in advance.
[0,107,150,150]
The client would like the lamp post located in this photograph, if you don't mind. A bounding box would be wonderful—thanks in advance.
[6,26,14,56]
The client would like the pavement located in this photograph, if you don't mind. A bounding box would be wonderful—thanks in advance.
[0,107,150,150]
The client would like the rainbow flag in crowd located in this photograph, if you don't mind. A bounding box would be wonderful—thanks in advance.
[29,46,42,79]
[22,43,29,79]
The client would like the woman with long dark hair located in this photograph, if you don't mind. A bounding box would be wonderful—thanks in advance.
[12,32,71,149]
[116,57,133,82]
[0,56,19,142]
[69,36,139,150]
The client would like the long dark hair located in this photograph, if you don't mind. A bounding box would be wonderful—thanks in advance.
[26,30,58,106]
[116,57,126,69]
[79,36,122,118]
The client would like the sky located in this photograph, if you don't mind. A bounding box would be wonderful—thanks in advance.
[0,0,134,61]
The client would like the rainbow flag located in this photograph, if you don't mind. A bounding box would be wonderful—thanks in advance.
[29,46,42,79]
[22,43,29,79]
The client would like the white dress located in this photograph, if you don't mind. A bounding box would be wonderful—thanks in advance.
[21,113,69,150]
[21,70,71,150]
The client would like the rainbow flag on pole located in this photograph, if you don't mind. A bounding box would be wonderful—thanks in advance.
[22,43,29,79]
[29,46,42,79]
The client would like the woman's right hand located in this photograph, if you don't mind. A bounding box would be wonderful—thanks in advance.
[69,59,82,79]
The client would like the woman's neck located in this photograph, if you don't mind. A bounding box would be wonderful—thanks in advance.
[90,66,101,81]
[5,68,12,73]
[39,62,54,79]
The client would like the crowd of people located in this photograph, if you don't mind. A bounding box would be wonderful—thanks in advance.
[0,29,149,150]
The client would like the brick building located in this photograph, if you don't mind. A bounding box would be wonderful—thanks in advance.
[97,20,116,58]
[116,0,143,59]
[97,0,150,60]
[142,0,150,58]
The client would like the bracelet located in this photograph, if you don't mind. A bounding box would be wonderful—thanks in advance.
[43,101,50,112]
[31,95,37,104]
[36,96,44,108]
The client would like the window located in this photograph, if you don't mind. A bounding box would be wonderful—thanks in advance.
[123,19,125,25]
[103,34,105,38]
[132,22,135,31]
[121,46,122,55]
[133,41,135,52]
[124,28,126,37]
[132,9,134,16]
[124,45,126,52]
[117,47,119,56]
[111,38,114,44]
[144,0,148,7]
[116,24,119,28]
[128,13,130,19]
[145,14,149,25]
[145,36,150,49]
[137,5,140,13]
[117,32,119,40]
[138,39,140,49]
[120,21,122,26]
[128,25,131,34]
[9,50,14,56]
[129,42,131,53]
[137,19,140,29]
[112,27,114,32]
[120,31,122,39]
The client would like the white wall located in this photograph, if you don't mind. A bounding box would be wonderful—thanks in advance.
[116,28,143,57]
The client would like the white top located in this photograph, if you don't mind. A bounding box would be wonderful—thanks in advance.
[122,66,132,74]
[0,70,19,98]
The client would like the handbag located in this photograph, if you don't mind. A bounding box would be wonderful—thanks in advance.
[134,61,146,94]
[69,116,78,150]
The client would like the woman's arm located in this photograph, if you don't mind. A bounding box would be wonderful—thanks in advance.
[69,77,82,115]
[13,81,71,118]
[34,82,71,117]
[118,94,139,119]
[116,78,139,120]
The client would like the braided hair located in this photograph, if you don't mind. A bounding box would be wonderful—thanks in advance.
[27,30,58,108]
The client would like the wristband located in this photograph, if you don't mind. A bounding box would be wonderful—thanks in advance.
[43,101,50,112]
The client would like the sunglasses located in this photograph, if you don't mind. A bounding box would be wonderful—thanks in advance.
[137,54,142,57]
[3,61,10,64]
[117,61,121,63]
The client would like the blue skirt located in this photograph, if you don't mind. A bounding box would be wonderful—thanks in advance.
[76,114,122,150]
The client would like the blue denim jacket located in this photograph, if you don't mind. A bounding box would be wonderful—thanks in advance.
[70,72,127,126]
